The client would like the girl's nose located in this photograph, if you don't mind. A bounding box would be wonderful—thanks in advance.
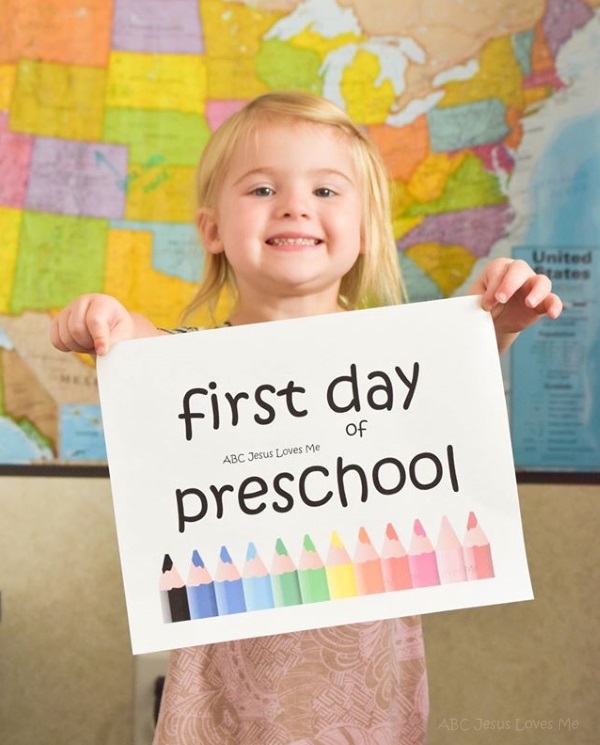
[277,190,310,219]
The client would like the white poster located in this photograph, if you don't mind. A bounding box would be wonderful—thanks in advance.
[97,296,532,655]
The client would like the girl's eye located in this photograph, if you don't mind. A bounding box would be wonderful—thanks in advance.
[251,186,274,196]
[315,187,336,198]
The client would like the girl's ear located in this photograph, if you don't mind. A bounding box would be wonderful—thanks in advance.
[196,208,224,254]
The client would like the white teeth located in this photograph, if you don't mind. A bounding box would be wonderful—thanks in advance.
[269,237,319,246]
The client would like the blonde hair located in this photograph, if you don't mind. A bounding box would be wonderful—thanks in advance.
[185,91,406,321]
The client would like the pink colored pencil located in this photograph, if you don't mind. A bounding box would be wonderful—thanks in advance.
[381,523,412,591]
[354,527,385,595]
[436,516,467,583]
[463,512,495,580]
[408,519,440,588]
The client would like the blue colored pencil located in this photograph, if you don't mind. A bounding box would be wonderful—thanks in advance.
[242,542,275,611]
[214,546,246,615]
[186,550,218,619]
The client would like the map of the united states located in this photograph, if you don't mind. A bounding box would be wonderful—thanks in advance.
[0,0,598,465]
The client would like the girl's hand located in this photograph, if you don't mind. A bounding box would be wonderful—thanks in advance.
[468,258,563,353]
[50,293,159,356]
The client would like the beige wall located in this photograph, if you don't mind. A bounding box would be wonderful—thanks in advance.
[426,482,600,744]
[0,477,598,744]
[0,476,133,745]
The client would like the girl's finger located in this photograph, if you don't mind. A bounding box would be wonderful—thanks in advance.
[479,258,515,310]
[522,273,553,309]
[492,259,537,301]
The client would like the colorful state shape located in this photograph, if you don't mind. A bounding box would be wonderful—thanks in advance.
[0,64,16,109]
[504,107,523,149]
[439,37,524,111]
[340,50,396,125]
[427,98,510,152]
[0,0,113,67]
[404,242,477,297]
[523,21,565,98]
[523,82,555,110]
[205,100,246,131]
[286,27,364,60]
[206,57,269,100]
[10,212,107,314]
[0,114,33,208]
[0,414,53,464]
[10,60,106,141]
[398,204,515,259]
[201,0,283,99]
[397,252,444,303]
[255,39,323,93]
[1,346,58,456]
[407,152,465,204]
[107,52,207,115]
[112,0,204,54]
[104,229,197,327]
[104,108,210,167]
[469,142,515,176]
[60,404,106,462]
[405,154,506,217]
[26,139,128,220]
[390,179,418,239]
[530,20,556,73]
[542,0,594,57]
[0,208,21,313]
[110,220,202,282]
[393,215,422,242]
[512,30,535,76]
[125,164,196,223]
[367,116,429,182]
[202,0,284,57]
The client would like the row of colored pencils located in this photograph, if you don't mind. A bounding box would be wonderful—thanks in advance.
[160,512,494,622]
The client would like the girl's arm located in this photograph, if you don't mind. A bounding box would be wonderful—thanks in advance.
[50,293,165,356]
[468,258,563,354]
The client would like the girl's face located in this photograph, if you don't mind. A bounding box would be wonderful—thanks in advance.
[199,120,363,309]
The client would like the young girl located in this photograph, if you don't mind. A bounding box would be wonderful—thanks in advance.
[51,92,562,745]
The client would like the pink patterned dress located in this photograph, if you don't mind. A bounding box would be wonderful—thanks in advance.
[153,617,428,745]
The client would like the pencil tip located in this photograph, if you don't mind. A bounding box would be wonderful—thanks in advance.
[275,538,289,555]
[385,522,398,540]
[246,542,258,560]
[358,526,370,543]
[330,530,343,547]
[191,550,204,568]
[162,554,173,572]
[413,519,426,537]
[303,534,316,551]
[219,545,233,563]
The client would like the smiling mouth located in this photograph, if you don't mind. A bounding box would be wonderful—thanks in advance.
[266,237,323,247]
